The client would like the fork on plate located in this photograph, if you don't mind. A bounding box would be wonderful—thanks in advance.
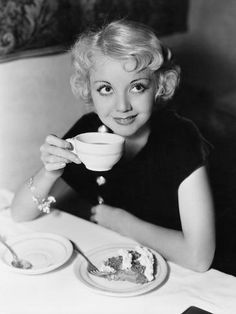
[71,241,112,277]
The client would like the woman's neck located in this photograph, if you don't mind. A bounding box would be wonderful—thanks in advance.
[124,124,151,159]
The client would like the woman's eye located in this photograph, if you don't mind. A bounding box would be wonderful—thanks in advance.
[131,84,146,93]
[97,85,112,95]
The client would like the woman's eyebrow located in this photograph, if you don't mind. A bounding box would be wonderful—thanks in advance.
[93,80,111,84]
[130,78,151,84]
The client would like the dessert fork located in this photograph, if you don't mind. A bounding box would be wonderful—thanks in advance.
[71,241,111,277]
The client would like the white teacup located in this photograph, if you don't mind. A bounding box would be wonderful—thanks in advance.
[66,132,125,171]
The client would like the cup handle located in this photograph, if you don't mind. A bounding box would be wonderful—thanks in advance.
[65,138,76,154]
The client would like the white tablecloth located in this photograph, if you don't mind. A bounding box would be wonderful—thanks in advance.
[0,204,236,314]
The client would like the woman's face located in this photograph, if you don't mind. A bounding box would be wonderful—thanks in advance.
[89,54,156,138]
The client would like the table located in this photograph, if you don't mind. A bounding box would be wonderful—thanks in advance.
[0,208,236,314]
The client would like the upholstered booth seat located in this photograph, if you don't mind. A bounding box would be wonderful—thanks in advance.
[0,52,85,192]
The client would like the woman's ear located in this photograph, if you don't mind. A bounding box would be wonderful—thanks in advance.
[162,69,180,100]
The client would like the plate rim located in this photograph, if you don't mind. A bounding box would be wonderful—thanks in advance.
[0,232,73,275]
[74,243,168,297]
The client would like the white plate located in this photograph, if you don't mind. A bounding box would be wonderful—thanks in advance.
[74,243,168,297]
[0,232,73,275]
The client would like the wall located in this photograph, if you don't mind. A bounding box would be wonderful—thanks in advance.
[164,0,236,111]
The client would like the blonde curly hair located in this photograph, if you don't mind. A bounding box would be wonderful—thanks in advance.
[70,19,180,104]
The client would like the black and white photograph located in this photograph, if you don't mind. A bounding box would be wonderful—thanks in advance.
[0,1,236,313]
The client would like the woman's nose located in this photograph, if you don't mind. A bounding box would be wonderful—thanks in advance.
[115,95,132,112]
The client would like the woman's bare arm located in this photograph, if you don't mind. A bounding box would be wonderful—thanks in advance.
[11,135,80,222]
[11,167,60,221]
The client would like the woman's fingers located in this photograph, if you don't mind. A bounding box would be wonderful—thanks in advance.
[42,155,68,164]
[90,214,98,223]
[40,134,81,172]
[40,135,80,164]
[90,206,98,223]
[46,134,72,149]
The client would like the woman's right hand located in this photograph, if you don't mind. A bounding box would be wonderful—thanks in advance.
[40,134,81,175]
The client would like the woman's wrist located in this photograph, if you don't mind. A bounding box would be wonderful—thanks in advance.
[27,167,61,214]
[42,167,64,182]
[116,209,141,237]
[27,177,56,214]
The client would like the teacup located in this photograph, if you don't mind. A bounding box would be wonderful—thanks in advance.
[66,132,125,171]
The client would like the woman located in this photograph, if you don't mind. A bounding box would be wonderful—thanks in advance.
[11,20,215,272]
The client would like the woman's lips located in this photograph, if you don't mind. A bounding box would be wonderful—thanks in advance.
[113,115,137,125]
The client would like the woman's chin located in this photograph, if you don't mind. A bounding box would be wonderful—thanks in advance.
[111,127,137,138]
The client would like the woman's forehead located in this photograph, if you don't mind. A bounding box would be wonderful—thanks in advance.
[90,53,152,77]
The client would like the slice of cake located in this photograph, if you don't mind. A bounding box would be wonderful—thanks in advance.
[99,246,157,284]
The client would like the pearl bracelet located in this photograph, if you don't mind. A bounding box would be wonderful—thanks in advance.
[28,177,56,214]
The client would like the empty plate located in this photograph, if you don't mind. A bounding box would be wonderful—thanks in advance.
[0,232,73,275]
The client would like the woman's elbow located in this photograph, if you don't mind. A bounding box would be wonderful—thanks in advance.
[192,259,212,273]
[189,247,215,273]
